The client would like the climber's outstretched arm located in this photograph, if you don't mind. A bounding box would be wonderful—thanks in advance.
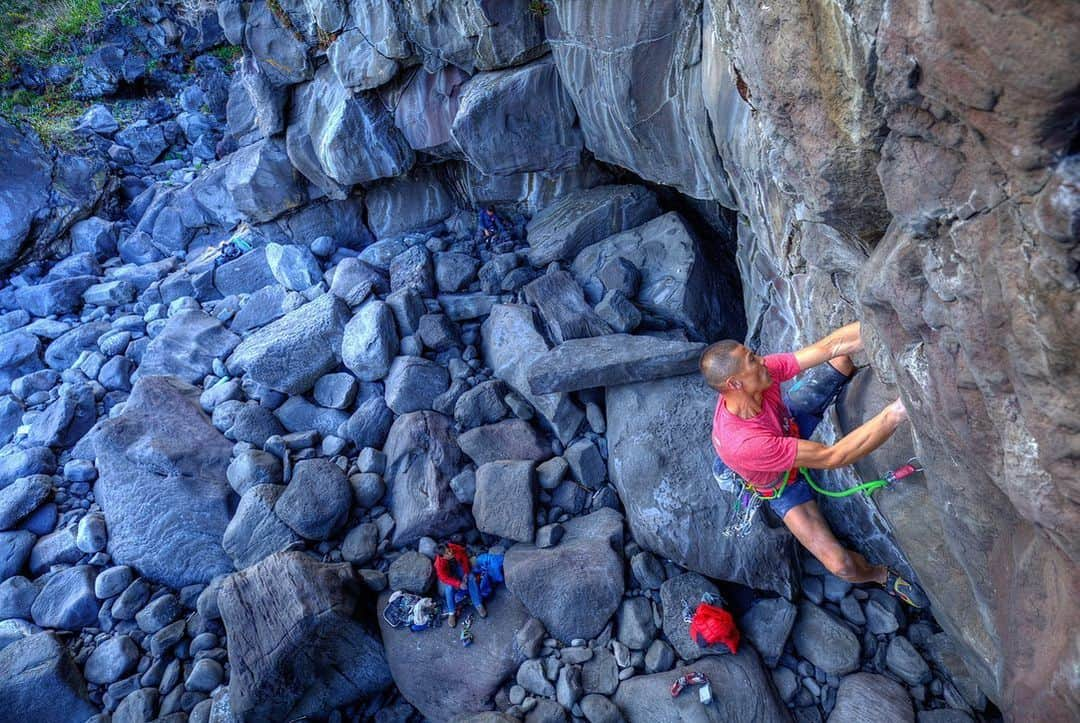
[793,322,863,371]
[793,398,907,469]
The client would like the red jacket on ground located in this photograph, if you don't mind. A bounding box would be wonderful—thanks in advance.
[434,543,471,587]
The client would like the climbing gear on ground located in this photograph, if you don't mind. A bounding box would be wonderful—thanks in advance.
[886,568,931,609]
[383,590,439,631]
[409,597,437,629]
[719,460,923,537]
[671,671,712,704]
[688,600,740,654]
[199,226,254,267]
[460,614,474,647]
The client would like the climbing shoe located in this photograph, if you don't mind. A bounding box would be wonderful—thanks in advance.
[448,612,458,628]
[476,604,488,618]
[885,569,930,609]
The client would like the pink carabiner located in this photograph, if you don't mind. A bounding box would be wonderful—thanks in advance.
[885,458,923,483]
[891,464,917,480]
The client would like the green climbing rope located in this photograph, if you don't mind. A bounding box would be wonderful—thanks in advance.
[793,467,889,498]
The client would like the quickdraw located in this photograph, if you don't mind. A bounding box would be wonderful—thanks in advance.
[802,457,923,498]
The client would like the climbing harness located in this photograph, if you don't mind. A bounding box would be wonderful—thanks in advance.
[719,459,922,537]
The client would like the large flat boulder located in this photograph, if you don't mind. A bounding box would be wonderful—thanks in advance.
[613,650,789,723]
[241,0,312,85]
[451,58,583,176]
[223,484,301,570]
[392,0,546,73]
[504,508,624,642]
[606,373,799,598]
[227,293,350,395]
[457,419,550,467]
[572,211,742,340]
[14,276,97,318]
[364,167,456,240]
[481,304,583,444]
[383,411,470,547]
[134,309,241,384]
[0,632,97,723]
[528,334,705,393]
[473,461,535,543]
[0,332,44,395]
[377,586,531,722]
[526,185,660,267]
[25,383,96,449]
[792,601,861,676]
[214,246,278,297]
[86,375,234,587]
[327,28,398,90]
[220,551,392,721]
[393,65,469,156]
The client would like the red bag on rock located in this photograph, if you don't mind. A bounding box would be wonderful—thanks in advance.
[689,602,740,654]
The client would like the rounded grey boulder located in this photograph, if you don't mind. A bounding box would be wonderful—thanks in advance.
[274,458,351,541]
[84,635,139,685]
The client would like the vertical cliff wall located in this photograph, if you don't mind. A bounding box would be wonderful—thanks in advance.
[542,0,1077,714]
[692,0,1078,714]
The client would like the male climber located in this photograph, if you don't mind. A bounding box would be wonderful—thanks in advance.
[700,322,930,608]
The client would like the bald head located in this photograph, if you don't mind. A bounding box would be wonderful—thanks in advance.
[700,340,744,391]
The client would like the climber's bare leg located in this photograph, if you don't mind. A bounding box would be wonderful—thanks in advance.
[782,499,886,584]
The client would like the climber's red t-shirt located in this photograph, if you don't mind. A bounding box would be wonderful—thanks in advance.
[711,353,802,490]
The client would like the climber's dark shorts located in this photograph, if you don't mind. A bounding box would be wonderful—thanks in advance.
[767,475,816,519]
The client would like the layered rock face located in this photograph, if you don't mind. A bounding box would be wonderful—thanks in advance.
[693,1,1079,714]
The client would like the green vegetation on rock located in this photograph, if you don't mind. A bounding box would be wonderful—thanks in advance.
[0,0,111,71]
[0,0,138,147]
[0,86,88,150]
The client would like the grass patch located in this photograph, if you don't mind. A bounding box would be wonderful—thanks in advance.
[0,85,90,150]
[0,0,109,71]
[208,44,243,65]
[0,0,130,148]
